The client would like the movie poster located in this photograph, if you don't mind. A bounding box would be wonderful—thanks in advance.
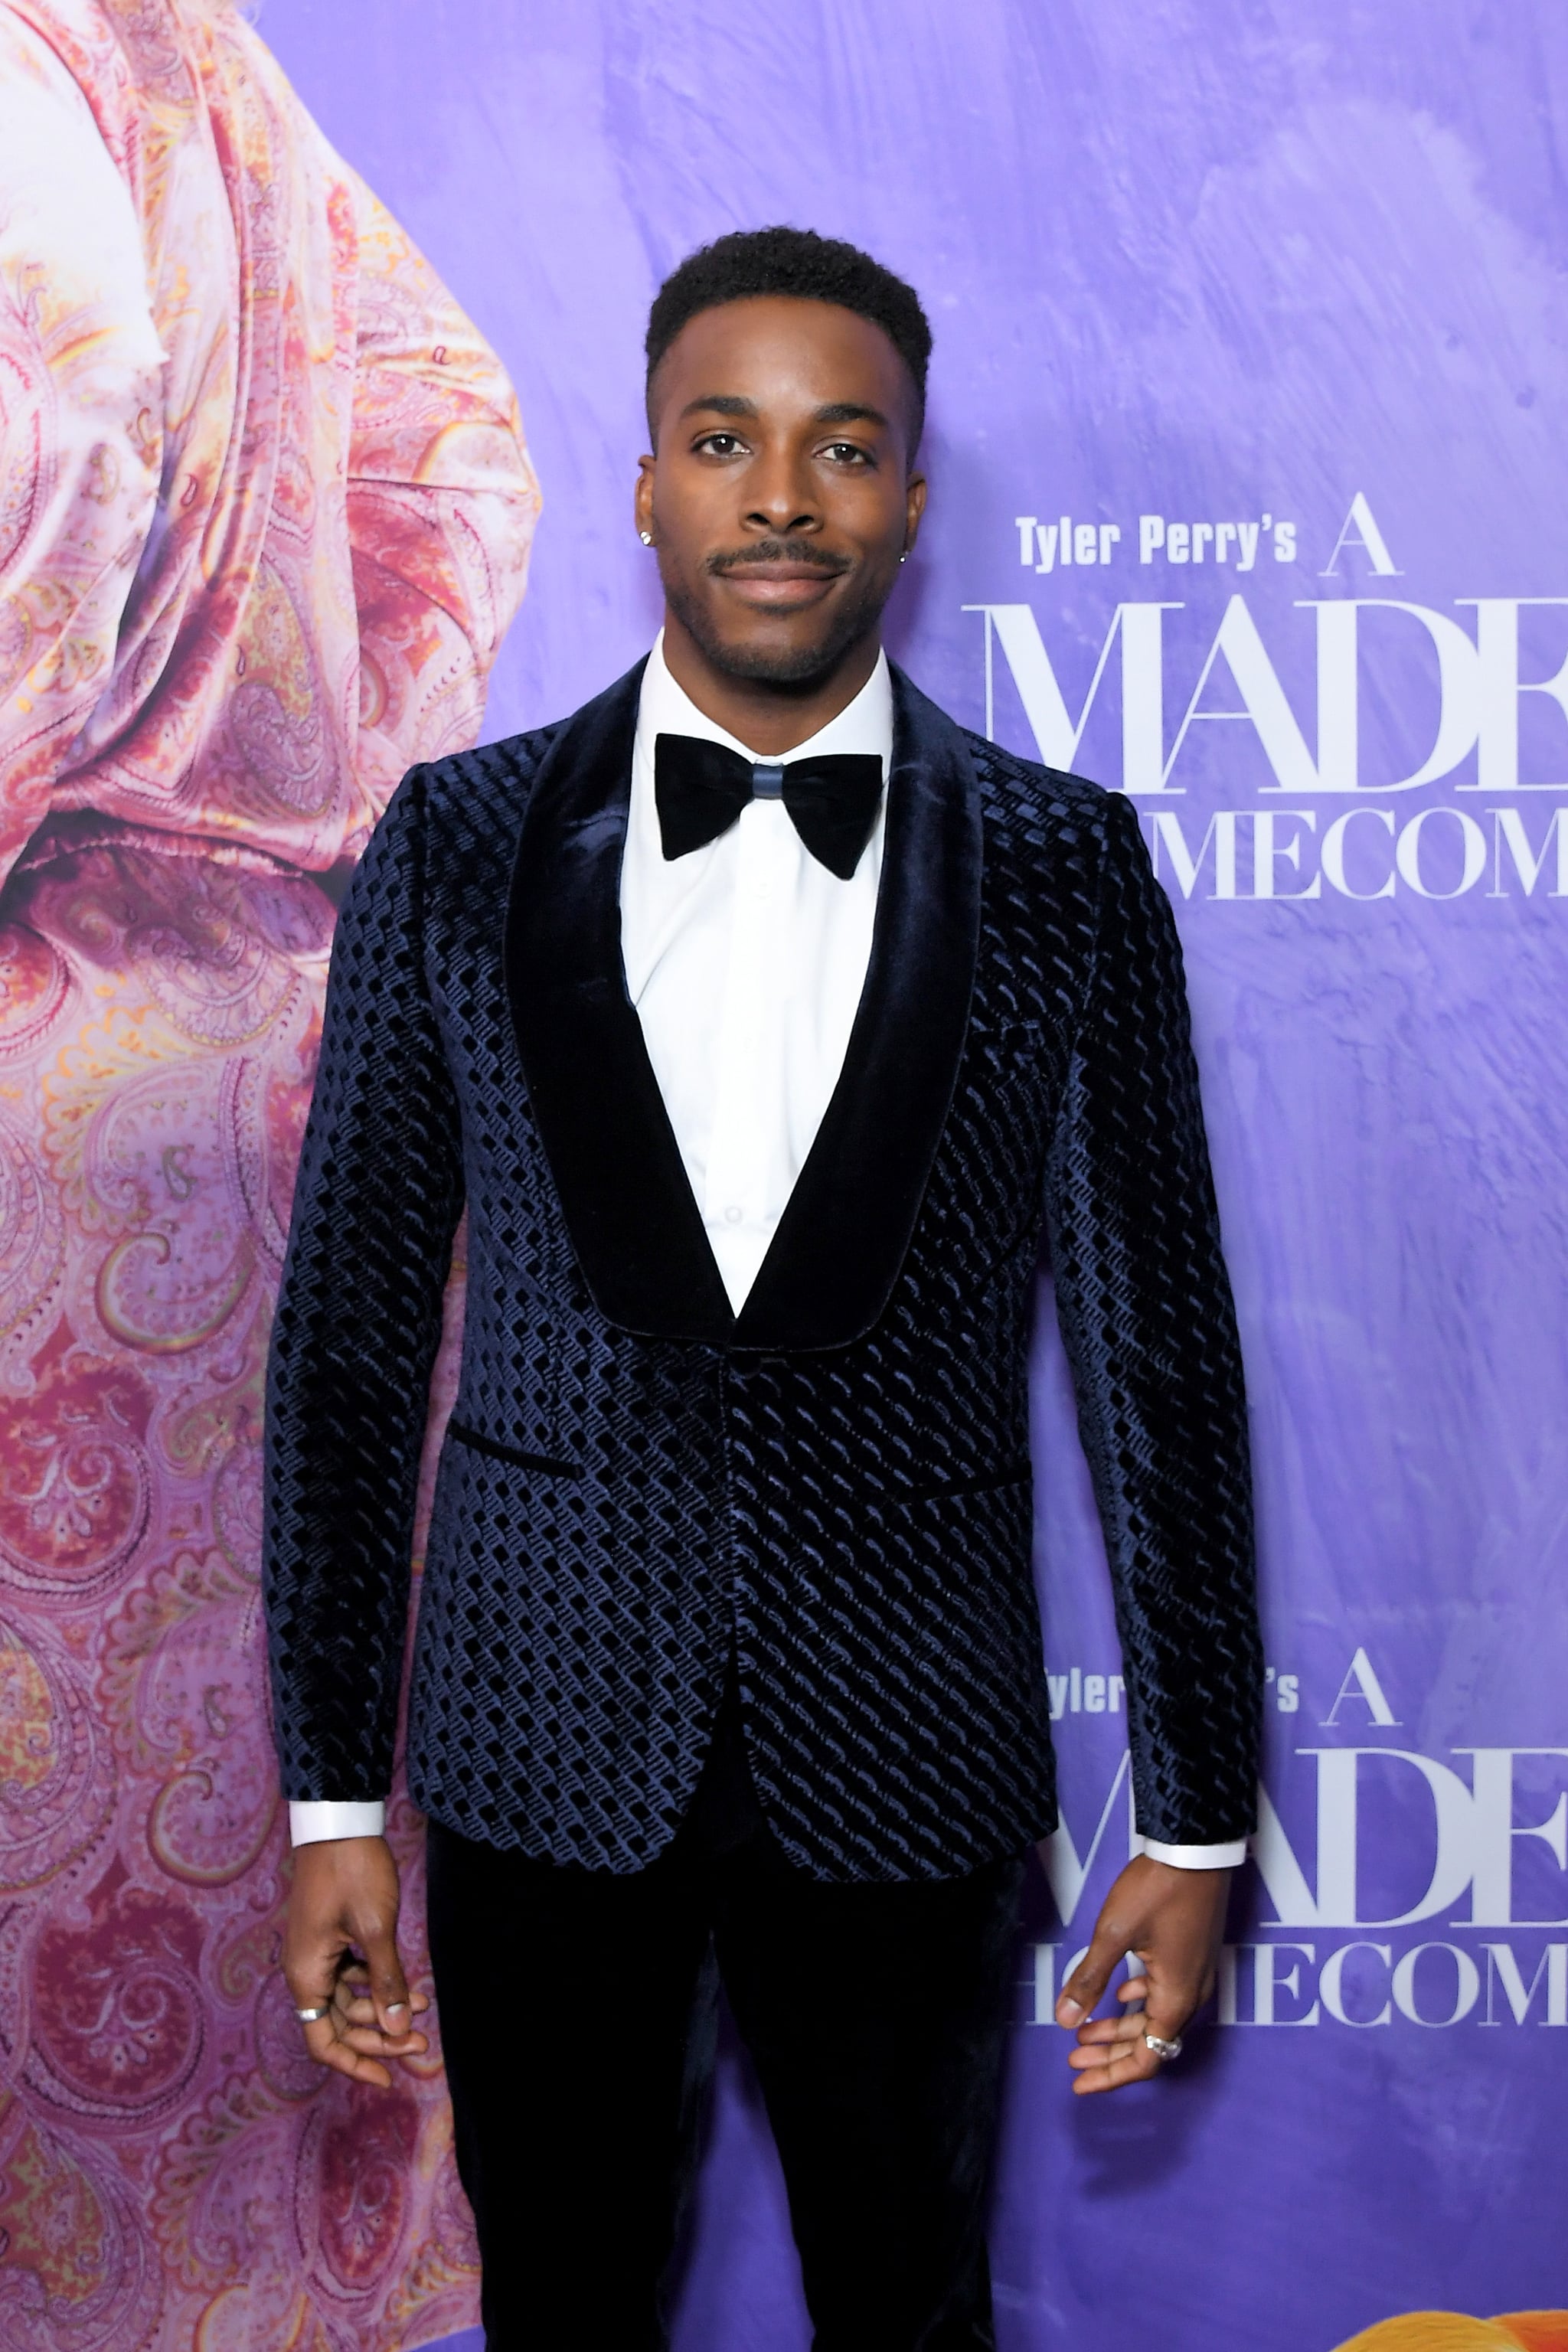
[0,2,1560,2346]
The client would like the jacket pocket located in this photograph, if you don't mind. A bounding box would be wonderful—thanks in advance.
[444,1419,582,1478]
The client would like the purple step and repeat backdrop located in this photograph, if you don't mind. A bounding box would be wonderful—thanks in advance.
[3,1,1563,2347]
[238,0,1568,2344]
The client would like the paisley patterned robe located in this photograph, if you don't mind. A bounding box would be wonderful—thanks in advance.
[0,3,538,2342]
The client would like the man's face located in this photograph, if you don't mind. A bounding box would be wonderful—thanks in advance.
[637,296,926,688]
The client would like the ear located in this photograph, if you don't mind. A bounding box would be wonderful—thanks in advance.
[634,456,656,544]
[903,467,928,555]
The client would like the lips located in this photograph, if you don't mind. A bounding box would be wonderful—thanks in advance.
[714,564,844,608]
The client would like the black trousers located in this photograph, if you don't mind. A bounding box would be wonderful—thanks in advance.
[425,1721,1024,2351]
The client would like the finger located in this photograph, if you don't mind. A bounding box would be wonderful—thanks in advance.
[350,1984,430,2022]
[1073,2001,1148,2047]
[358,1911,414,2038]
[1139,1962,1200,2048]
[299,2011,395,2088]
[332,1968,368,2022]
[1070,2041,1150,2077]
[1056,1925,1126,2027]
[337,1983,429,2027]
[334,2020,432,2060]
[334,1995,430,2047]
[1070,2033,1162,2093]
[329,1981,427,2032]
[286,1962,353,2054]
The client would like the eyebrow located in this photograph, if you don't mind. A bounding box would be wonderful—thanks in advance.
[678,394,891,430]
[680,394,760,420]
[811,401,890,429]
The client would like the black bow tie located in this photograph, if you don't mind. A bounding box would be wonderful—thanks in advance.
[653,733,883,880]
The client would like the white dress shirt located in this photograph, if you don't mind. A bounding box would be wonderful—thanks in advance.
[621,633,890,1314]
[291,635,1243,1868]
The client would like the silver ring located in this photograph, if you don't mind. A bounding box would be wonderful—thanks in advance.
[1145,2030,1183,2061]
[295,2004,329,2024]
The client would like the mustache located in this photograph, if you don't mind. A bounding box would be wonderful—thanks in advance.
[705,537,850,577]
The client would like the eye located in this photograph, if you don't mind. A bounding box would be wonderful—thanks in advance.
[694,431,748,457]
[822,441,871,466]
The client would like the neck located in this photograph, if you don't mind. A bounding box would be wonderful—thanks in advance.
[659,615,881,755]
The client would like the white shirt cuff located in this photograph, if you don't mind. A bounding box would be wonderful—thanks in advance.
[289,1799,387,1846]
[1138,1835,1248,1870]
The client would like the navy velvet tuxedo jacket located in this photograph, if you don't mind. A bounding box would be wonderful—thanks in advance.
[263,660,1261,1882]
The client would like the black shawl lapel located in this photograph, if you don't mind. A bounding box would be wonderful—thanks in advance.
[504,658,982,1354]
[504,658,736,1344]
[733,665,982,1351]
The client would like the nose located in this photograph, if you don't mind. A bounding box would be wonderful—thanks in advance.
[742,443,820,537]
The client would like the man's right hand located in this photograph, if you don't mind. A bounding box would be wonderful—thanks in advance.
[283,1834,430,2088]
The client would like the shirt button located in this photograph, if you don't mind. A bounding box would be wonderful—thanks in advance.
[724,1206,743,1224]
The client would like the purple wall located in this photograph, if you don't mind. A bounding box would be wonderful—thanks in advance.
[256,2,1568,2341]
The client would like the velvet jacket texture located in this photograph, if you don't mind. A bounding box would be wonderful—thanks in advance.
[262,660,1262,1881]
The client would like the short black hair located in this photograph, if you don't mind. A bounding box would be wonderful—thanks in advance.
[645,226,932,446]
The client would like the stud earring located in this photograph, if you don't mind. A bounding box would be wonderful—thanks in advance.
[639,531,654,546]
[900,550,909,564]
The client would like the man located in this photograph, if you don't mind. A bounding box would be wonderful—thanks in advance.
[265,227,1261,2350]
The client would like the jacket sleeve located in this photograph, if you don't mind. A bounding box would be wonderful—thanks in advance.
[263,769,466,1802]
[1042,789,1263,1846]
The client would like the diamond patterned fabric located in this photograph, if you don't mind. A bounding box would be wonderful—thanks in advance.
[264,720,1261,1882]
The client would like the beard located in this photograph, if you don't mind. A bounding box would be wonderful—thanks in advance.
[661,546,893,688]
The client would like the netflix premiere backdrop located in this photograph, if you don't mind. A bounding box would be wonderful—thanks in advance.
[0,2,1563,2348]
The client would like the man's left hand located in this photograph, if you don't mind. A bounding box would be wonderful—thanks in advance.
[1052,1854,1230,2093]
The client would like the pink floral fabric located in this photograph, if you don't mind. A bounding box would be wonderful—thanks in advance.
[0,3,537,2342]
[1,0,538,887]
